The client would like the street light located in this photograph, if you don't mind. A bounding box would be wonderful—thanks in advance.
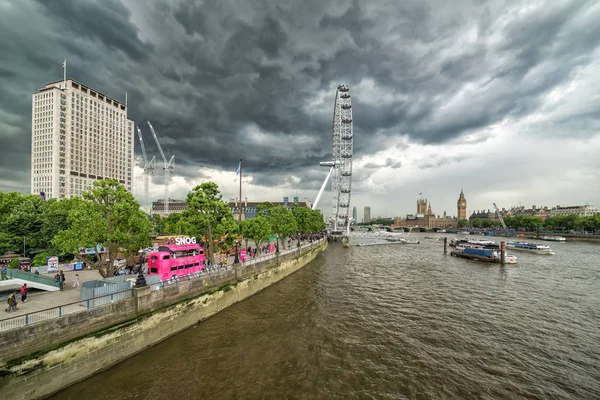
[234,240,240,264]
[135,251,147,287]
[297,233,301,248]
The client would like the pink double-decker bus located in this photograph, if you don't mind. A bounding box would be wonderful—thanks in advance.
[147,240,206,281]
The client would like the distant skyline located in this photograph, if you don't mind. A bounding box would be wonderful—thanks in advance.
[1,0,599,221]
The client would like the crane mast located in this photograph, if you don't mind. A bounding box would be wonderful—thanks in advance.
[147,122,174,216]
[493,203,513,236]
[136,127,155,215]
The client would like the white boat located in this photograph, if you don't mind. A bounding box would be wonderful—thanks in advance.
[437,229,447,233]
[506,241,554,255]
[458,231,470,235]
[541,236,566,242]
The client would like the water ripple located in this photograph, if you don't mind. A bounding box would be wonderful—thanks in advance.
[54,235,600,400]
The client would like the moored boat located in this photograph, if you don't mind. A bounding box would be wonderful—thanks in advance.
[451,246,517,264]
[506,241,554,255]
[541,236,566,242]
[449,238,499,249]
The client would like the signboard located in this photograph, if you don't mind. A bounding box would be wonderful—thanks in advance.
[46,256,59,273]
[78,245,106,256]
[175,237,197,245]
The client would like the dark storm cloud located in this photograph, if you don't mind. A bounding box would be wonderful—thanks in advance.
[0,0,599,194]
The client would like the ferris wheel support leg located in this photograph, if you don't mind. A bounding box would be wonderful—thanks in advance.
[312,166,334,210]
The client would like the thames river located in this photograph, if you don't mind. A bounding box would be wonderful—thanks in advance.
[53,234,600,399]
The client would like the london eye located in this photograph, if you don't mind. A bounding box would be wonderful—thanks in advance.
[313,84,354,241]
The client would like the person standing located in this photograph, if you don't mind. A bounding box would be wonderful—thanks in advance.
[20,283,28,303]
[59,271,65,291]
[72,274,80,288]
[1,264,7,280]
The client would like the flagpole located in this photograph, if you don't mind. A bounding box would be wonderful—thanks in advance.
[239,159,242,221]
[63,59,66,89]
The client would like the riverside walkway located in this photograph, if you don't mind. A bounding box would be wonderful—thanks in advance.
[1,269,103,320]
[0,239,322,331]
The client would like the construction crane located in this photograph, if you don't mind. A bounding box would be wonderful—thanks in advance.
[493,203,515,236]
[147,121,175,216]
[136,126,156,215]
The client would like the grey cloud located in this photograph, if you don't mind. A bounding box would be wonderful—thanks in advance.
[0,0,599,196]
[418,155,469,170]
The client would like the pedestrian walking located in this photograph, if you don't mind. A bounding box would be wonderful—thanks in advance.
[20,284,28,303]
[72,274,80,288]
[6,291,17,312]
[1,264,7,280]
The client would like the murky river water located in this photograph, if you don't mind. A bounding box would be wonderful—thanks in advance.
[53,234,600,399]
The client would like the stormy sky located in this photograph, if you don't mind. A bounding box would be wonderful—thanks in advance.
[1,0,599,221]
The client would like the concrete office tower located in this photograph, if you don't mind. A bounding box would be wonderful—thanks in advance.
[31,79,134,199]
[364,206,371,223]
[353,206,357,222]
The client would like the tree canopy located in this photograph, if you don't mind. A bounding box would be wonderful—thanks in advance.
[266,205,298,250]
[53,179,152,278]
[183,182,237,263]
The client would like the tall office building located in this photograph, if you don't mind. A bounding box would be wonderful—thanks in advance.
[364,206,371,223]
[352,206,357,222]
[31,79,134,199]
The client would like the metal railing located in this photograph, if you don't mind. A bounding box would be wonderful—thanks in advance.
[7,269,58,287]
[0,289,134,332]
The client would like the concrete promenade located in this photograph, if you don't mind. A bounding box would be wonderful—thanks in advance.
[0,249,274,322]
[1,269,104,320]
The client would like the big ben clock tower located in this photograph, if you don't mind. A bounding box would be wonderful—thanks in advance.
[457,189,467,220]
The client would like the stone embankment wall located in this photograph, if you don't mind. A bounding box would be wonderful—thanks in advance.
[0,241,327,400]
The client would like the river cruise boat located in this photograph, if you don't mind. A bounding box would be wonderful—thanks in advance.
[506,241,554,255]
[451,245,517,264]
[541,236,566,242]
[449,238,499,249]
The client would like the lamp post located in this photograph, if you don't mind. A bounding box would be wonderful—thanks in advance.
[234,240,240,264]
[135,251,147,287]
[297,233,301,248]
[276,235,280,253]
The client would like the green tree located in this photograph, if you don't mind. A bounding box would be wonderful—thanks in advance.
[256,202,275,219]
[480,219,493,229]
[183,182,234,264]
[151,214,166,234]
[471,218,482,228]
[32,252,51,267]
[457,219,469,228]
[240,216,272,251]
[39,197,84,252]
[53,179,152,278]
[267,206,298,250]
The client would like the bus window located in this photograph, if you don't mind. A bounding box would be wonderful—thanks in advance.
[163,255,170,260]
[150,268,158,273]
[171,266,177,271]
[151,256,158,265]
[178,265,185,270]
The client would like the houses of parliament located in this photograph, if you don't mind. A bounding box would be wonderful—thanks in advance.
[393,190,468,228]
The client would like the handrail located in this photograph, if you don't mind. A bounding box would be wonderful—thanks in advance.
[7,269,57,286]
[0,289,134,332]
